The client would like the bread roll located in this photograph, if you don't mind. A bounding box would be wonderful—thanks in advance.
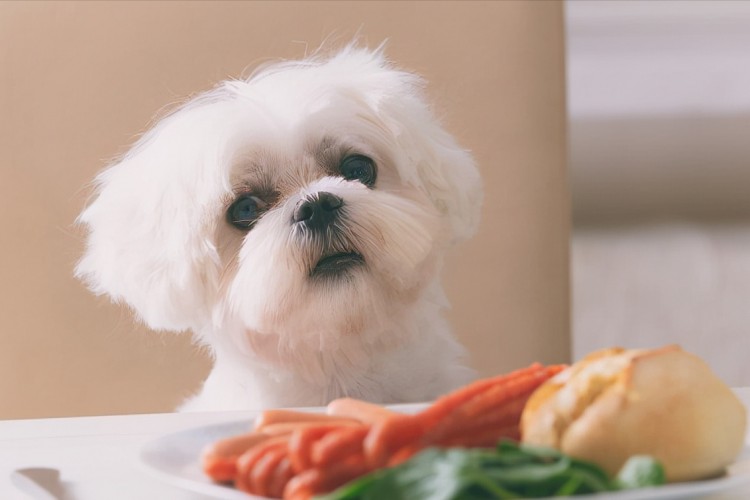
[521,345,747,482]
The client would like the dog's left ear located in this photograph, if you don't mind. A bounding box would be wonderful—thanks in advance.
[75,98,231,332]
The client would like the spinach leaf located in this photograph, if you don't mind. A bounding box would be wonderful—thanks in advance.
[316,440,666,500]
[615,455,666,490]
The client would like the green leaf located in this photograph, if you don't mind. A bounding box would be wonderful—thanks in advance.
[615,455,666,490]
[314,469,389,500]
[316,444,667,500]
[482,457,571,484]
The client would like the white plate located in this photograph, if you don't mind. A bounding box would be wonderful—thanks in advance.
[139,404,426,500]
[140,408,750,500]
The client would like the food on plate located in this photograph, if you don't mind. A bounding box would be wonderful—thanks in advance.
[203,411,366,482]
[318,440,665,499]
[255,410,362,431]
[521,345,747,482]
[203,431,273,482]
[202,362,565,499]
[326,398,401,424]
[201,344,747,498]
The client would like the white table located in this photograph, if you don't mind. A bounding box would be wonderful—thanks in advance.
[1,390,749,500]
[0,410,253,499]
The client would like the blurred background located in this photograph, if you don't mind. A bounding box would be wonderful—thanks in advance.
[0,1,569,419]
[567,0,750,385]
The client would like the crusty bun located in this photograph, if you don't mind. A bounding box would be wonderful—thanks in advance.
[521,345,747,482]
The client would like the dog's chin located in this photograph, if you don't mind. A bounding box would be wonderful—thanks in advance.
[310,251,365,280]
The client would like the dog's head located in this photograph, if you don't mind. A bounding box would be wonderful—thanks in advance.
[77,47,481,357]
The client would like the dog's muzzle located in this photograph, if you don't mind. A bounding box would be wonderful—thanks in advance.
[294,192,365,278]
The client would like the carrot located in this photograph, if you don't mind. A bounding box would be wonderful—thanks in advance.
[415,363,548,430]
[202,455,240,484]
[203,362,568,500]
[255,409,359,431]
[448,396,528,434]
[260,419,361,436]
[288,424,348,473]
[235,436,289,493]
[386,443,421,467]
[458,365,565,419]
[283,454,369,500]
[363,414,424,469]
[327,397,399,424]
[201,431,271,482]
[311,425,370,467]
[421,364,565,445]
[282,468,319,500]
[250,445,288,497]
[268,457,295,499]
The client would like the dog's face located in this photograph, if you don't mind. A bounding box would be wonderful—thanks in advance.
[77,48,481,364]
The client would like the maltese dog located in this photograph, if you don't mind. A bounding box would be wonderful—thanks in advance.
[76,46,482,411]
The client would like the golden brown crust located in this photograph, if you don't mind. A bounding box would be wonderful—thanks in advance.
[521,345,747,482]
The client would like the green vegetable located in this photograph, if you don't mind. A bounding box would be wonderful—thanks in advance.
[615,455,666,490]
[316,440,665,500]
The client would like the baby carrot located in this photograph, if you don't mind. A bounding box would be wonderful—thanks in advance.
[327,397,399,424]
[255,409,359,431]
[311,425,370,467]
[201,431,271,482]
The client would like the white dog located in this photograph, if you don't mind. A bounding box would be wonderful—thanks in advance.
[76,46,482,411]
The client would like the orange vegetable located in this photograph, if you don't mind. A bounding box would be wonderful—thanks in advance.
[255,409,358,431]
[283,454,369,500]
[288,424,348,473]
[363,415,424,469]
[235,436,289,494]
[201,431,271,482]
[327,397,399,424]
[202,362,567,500]
[260,419,361,436]
[311,425,369,467]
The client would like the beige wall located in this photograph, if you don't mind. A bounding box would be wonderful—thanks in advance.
[0,1,569,419]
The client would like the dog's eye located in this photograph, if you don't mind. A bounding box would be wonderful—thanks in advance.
[339,155,376,187]
[227,195,266,230]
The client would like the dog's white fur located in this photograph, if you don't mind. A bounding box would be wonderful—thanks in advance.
[76,46,482,411]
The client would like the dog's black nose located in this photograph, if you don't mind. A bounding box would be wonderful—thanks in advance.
[293,192,343,230]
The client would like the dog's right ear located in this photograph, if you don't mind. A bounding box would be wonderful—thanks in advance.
[76,95,237,332]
